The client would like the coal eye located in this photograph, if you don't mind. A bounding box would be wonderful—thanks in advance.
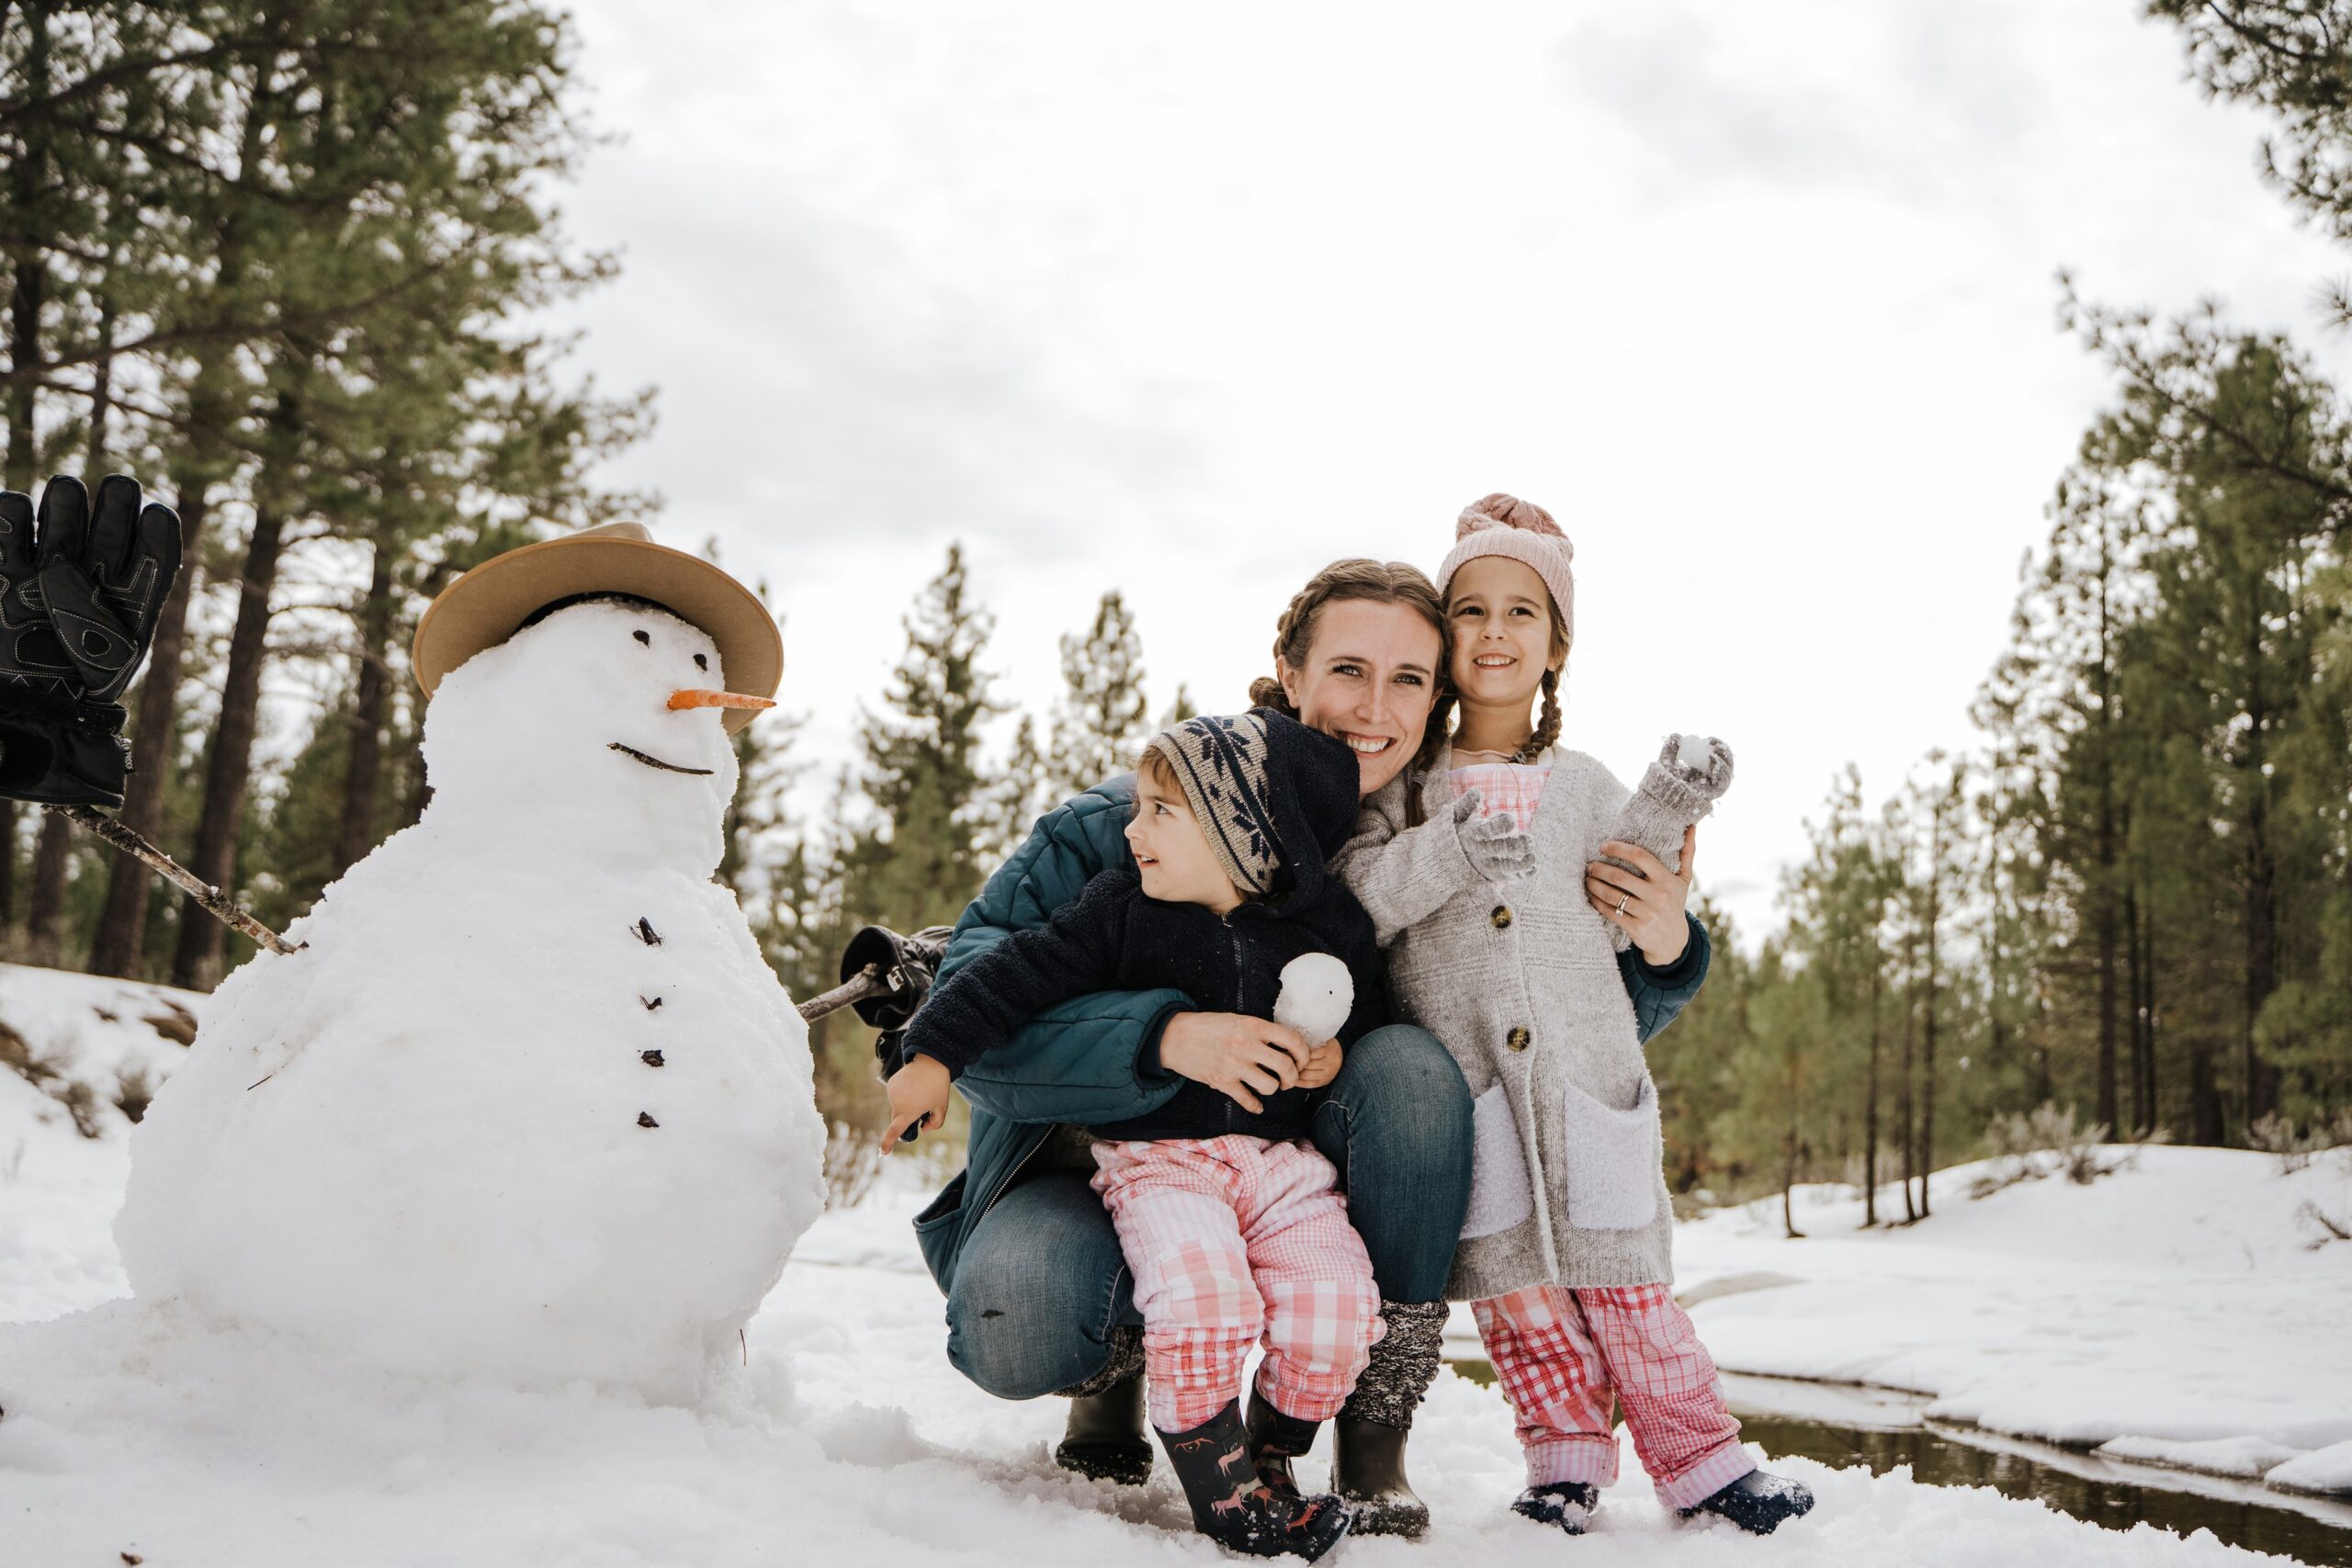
[633,629,650,646]
[693,653,707,671]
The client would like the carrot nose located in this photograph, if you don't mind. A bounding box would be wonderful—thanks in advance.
[668,688,776,714]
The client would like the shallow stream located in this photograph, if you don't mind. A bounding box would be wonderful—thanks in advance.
[1445,1361,2352,1564]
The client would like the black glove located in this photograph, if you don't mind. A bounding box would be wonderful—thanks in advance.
[0,697,130,809]
[18,474,182,705]
[842,924,954,1033]
[0,474,181,810]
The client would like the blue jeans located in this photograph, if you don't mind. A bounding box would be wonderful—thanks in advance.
[944,1023,1473,1400]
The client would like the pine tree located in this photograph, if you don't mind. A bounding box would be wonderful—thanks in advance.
[1047,590,1149,795]
[846,545,1005,933]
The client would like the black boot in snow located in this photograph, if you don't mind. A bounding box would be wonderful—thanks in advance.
[1245,1390,1321,1499]
[1329,1299,1445,1539]
[1511,1481,1600,1536]
[1159,1401,1352,1561]
[1329,1418,1428,1540]
[1679,1468,1815,1535]
[1054,1371,1153,1486]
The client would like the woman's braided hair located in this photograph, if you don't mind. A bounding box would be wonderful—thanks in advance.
[1248,560,1452,816]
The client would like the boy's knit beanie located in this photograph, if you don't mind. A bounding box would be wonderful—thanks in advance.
[1436,492,1575,643]
[1145,712,1283,897]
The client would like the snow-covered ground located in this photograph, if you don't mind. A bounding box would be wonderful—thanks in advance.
[4,962,2345,1564]
[1663,1147,2352,1503]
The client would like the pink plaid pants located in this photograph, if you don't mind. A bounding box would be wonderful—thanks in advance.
[1473,1283,1754,1509]
[1091,1134,1384,1433]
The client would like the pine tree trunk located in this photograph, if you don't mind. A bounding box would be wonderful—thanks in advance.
[1921,796,1944,1222]
[23,812,72,964]
[2123,880,2144,1134]
[2236,588,2283,1134]
[2138,901,2159,1135]
[3,7,52,942]
[1899,940,1917,1224]
[333,534,395,875]
[170,494,288,989]
[2189,1036,2223,1145]
[2243,770,2282,1134]
[87,485,207,976]
[1864,967,1881,1228]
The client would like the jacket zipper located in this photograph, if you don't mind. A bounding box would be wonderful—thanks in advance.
[1227,917,1246,1134]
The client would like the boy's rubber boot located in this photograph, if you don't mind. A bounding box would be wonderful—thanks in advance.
[1159,1400,1353,1561]
[1245,1390,1322,1499]
[1512,1481,1600,1535]
[1679,1468,1815,1535]
[1329,1419,1428,1539]
[1054,1372,1153,1486]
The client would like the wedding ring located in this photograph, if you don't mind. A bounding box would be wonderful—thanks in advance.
[1615,895,1629,916]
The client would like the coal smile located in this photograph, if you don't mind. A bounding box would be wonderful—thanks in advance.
[608,741,714,776]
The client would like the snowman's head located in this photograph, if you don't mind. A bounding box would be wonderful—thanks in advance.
[419,600,759,874]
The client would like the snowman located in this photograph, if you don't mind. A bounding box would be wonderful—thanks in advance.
[116,524,826,1405]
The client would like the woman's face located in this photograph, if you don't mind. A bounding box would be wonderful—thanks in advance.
[1277,597,1443,797]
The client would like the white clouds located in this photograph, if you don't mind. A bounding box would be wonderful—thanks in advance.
[548,0,2348,940]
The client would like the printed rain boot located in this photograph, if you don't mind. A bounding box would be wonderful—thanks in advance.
[1245,1389,1321,1500]
[1512,1481,1600,1536]
[1054,1371,1153,1486]
[1680,1468,1815,1535]
[1159,1400,1353,1561]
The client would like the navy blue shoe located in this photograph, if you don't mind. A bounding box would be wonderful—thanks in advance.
[1679,1469,1815,1535]
[1512,1481,1600,1535]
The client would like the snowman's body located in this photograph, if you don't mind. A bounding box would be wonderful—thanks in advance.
[118,603,825,1404]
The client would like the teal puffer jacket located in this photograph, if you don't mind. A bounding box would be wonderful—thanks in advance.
[910,772,1713,1295]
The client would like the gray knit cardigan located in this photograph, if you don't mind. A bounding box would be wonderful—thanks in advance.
[1334,745,1675,1300]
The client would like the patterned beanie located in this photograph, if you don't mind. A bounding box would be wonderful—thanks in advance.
[1436,492,1575,643]
[1144,712,1283,897]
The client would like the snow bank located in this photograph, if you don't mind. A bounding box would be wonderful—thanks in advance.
[0,965,206,1323]
[0,1182,2305,1567]
[113,603,826,1405]
[1674,1146,2352,1500]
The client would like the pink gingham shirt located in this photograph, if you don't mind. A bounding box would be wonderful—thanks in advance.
[1449,759,1553,833]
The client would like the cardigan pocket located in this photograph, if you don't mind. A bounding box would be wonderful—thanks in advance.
[1460,1084,1535,1240]
[1559,1077,1661,1230]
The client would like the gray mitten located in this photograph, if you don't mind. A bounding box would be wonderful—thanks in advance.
[1452,789,1535,883]
[1601,734,1733,952]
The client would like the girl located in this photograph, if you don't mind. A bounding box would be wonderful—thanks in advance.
[1334,494,1815,1538]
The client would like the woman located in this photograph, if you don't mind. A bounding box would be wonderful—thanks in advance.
[908,558,1710,1539]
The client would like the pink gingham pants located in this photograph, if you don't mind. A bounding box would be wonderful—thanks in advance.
[1091,1134,1385,1433]
[1473,1282,1755,1509]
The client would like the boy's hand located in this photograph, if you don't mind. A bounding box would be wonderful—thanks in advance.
[1159,1011,1310,1113]
[1295,1038,1344,1090]
[880,1054,953,1149]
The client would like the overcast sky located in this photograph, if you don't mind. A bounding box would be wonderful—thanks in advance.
[546,0,2347,940]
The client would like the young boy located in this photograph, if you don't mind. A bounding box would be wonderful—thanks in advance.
[885,710,1385,1562]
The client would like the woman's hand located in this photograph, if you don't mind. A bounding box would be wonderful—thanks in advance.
[1295,1038,1345,1090]
[1586,825,1697,966]
[879,1054,952,1150]
[1159,1011,1311,1113]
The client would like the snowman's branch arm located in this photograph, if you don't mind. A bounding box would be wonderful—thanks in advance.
[795,964,885,1025]
[47,804,300,958]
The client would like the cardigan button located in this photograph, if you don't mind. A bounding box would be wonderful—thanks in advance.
[1490,905,1513,930]
[1506,1026,1531,1053]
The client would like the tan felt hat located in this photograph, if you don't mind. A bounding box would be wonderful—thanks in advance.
[410,523,782,733]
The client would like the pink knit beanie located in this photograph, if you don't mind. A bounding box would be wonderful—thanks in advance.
[1436,492,1574,642]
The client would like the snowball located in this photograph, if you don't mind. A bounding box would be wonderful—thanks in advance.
[1272,953,1352,1046]
[116,602,826,1404]
[1676,732,1714,772]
